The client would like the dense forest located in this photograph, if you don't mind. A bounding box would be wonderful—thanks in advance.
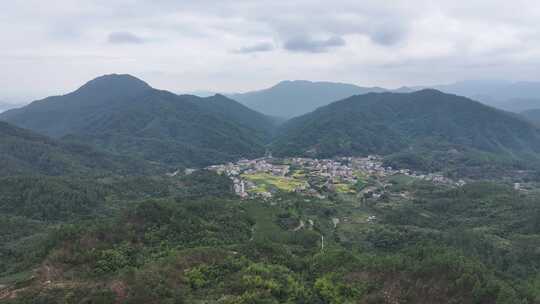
[0,75,275,168]
[271,90,540,177]
[1,170,540,303]
[0,121,157,176]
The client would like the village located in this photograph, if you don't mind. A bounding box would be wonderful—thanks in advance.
[206,155,466,199]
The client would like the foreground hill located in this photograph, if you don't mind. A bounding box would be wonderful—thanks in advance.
[272,89,540,175]
[2,175,539,303]
[229,80,386,118]
[1,74,275,167]
[0,121,153,176]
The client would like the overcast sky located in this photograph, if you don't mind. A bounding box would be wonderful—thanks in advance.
[2,0,540,100]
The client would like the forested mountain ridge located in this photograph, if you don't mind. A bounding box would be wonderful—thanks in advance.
[272,89,540,174]
[0,74,152,138]
[0,75,276,168]
[0,121,155,176]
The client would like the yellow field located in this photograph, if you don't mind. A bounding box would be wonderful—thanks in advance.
[242,173,308,192]
[291,170,306,178]
[334,183,356,194]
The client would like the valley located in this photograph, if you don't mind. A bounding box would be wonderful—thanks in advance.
[206,155,465,200]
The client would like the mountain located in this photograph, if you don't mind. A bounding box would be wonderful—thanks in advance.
[272,89,540,175]
[424,80,540,112]
[521,108,540,125]
[489,98,540,112]
[0,121,154,176]
[0,74,275,167]
[1,74,153,137]
[0,100,24,113]
[228,80,387,118]
[181,93,276,134]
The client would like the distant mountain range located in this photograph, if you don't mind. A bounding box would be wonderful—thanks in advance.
[0,74,276,168]
[220,79,540,118]
[272,89,540,176]
[422,80,540,112]
[227,80,386,118]
[0,101,25,113]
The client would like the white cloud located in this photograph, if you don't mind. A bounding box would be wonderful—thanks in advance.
[107,32,145,44]
[1,0,540,98]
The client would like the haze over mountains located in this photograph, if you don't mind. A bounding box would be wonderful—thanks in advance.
[0,100,25,114]
[228,80,386,118]
[218,79,540,118]
[424,80,540,112]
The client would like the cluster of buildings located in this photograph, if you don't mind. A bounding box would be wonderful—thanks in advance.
[206,155,466,199]
[290,158,356,182]
[207,158,287,198]
[207,158,289,177]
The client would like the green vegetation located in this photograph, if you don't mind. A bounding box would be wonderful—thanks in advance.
[0,121,156,176]
[272,90,540,177]
[333,183,355,194]
[1,75,276,168]
[2,171,540,303]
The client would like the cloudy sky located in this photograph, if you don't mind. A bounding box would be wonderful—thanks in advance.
[2,0,540,101]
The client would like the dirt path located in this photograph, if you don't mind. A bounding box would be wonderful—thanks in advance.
[249,225,256,241]
[293,220,305,231]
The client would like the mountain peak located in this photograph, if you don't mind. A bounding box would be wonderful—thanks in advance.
[76,74,151,94]
[413,88,446,95]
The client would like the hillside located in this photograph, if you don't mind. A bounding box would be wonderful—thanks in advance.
[1,74,153,137]
[0,75,276,167]
[229,80,386,118]
[521,108,540,125]
[272,89,540,175]
[2,173,540,303]
[0,121,154,176]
